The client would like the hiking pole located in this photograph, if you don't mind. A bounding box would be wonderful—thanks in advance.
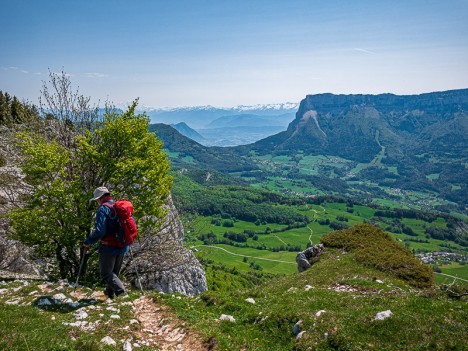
[129,246,144,295]
[74,246,88,291]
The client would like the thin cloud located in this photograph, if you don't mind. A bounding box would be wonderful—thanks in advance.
[353,48,378,55]
[51,71,72,77]
[1,66,19,71]
[1,66,33,74]
[85,72,109,78]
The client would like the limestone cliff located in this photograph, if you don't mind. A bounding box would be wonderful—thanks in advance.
[125,195,208,296]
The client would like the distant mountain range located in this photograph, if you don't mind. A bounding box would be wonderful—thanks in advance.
[151,89,468,212]
[142,103,298,146]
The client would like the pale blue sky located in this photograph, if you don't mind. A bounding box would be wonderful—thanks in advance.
[1,0,467,107]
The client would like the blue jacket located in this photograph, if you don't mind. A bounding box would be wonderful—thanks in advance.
[84,198,129,255]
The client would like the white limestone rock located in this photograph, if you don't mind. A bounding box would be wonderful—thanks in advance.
[296,331,306,340]
[123,341,133,351]
[316,310,326,317]
[100,336,116,346]
[218,314,236,322]
[374,310,392,320]
[75,309,88,320]
[124,195,207,297]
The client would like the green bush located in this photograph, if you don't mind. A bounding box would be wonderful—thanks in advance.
[320,224,434,288]
[0,154,6,167]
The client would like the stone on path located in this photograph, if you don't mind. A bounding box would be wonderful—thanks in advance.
[122,340,133,351]
[100,336,116,346]
[75,309,88,320]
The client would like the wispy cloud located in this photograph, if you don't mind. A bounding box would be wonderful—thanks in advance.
[1,66,19,71]
[51,71,72,77]
[85,72,109,78]
[1,67,40,75]
[353,48,378,55]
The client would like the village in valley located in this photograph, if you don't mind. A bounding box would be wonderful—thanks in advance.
[416,251,468,265]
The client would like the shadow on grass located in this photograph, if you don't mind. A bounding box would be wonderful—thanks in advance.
[33,295,99,313]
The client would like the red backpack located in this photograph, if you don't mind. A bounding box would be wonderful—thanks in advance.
[102,199,138,248]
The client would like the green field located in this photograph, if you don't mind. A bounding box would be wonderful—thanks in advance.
[239,151,461,215]
[442,262,468,279]
[193,244,297,275]
[436,262,468,286]
[183,199,468,282]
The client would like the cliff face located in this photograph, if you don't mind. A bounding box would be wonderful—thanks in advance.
[250,89,468,163]
[0,127,39,277]
[126,195,208,297]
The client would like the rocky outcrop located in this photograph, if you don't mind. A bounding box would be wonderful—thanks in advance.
[125,195,207,297]
[0,127,41,278]
[0,221,40,277]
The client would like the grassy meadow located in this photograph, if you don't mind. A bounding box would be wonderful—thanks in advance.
[2,246,467,351]
[165,247,468,350]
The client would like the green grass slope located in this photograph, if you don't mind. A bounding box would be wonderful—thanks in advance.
[1,226,467,350]
[164,245,467,351]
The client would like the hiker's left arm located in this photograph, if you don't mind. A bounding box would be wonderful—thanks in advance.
[84,206,109,245]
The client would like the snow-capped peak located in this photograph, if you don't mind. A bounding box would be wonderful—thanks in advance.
[131,102,299,113]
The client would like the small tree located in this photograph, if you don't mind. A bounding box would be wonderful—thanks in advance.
[9,72,172,279]
[77,101,173,230]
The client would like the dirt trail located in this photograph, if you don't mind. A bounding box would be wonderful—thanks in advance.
[132,295,212,351]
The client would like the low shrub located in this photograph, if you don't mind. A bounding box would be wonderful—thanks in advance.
[320,224,434,288]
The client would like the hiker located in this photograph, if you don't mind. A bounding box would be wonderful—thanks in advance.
[84,186,129,298]
[296,244,324,272]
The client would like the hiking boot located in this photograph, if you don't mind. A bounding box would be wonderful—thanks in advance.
[115,290,128,298]
[103,287,115,299]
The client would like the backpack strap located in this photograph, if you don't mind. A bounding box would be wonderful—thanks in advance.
[101,201,120,243]
[102,201,117,220]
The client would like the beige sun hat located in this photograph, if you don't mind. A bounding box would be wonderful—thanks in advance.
[89,186,110,204]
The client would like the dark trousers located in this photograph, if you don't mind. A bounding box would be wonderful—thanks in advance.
[99,251,126,295]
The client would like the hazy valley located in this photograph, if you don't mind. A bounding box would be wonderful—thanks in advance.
[152,89,468,218]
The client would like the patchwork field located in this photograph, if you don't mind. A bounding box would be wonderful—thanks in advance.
[241,152,466,218]
[182,200,468,285]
